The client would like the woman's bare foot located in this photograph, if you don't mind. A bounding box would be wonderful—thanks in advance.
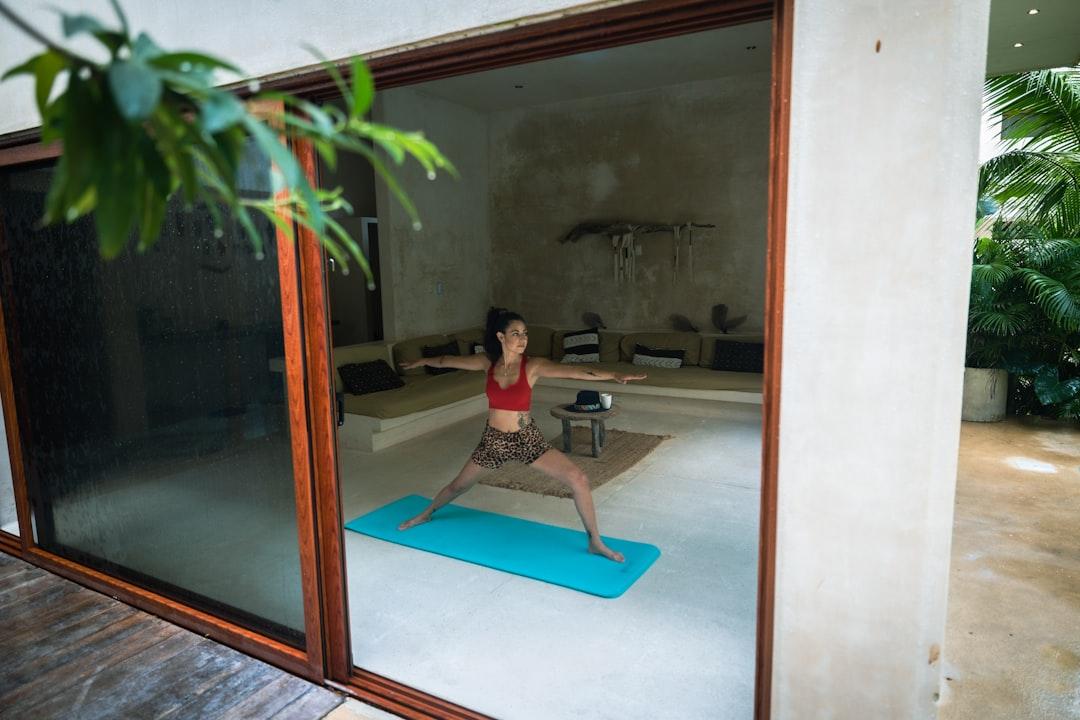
[398,512,431,531]
[589,538,625,563]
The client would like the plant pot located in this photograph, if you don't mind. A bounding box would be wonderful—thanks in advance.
[961,367,1008,422]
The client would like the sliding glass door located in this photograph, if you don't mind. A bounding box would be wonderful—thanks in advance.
[0,145,308,646]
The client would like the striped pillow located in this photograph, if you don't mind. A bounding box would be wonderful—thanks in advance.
[632,344,685,369]
[561,328,600,363]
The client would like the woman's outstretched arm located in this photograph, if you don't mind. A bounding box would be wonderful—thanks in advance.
[531,357,646,384]
[399,353,491,373]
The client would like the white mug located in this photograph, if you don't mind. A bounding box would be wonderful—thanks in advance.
[600,392,613,410]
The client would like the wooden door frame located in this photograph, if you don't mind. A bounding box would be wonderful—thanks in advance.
[0,130,330,682]
[286,0,791,718]
[0,0,791,716]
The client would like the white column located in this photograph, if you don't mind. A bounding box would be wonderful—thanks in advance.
[773,1,990,717]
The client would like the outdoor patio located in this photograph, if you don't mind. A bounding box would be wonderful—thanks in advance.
[941,418,1080,720]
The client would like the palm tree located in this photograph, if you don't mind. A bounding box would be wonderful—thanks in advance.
[969,67,1080,419]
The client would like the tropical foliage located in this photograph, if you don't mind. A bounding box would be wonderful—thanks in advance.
[0,1,454,287]
[969,67,1080,418]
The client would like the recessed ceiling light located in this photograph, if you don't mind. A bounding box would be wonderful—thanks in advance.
[1027,8,1039,14]
[1014,42,1024,48]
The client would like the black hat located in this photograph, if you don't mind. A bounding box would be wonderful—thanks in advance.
[566,390,604,413]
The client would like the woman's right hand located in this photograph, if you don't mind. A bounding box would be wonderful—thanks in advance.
[399,359,425,371]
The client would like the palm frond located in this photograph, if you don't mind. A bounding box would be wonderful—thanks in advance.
[1017,268,1080,331]
[971,261,1013,290]
[985,69,1080,153]
[979,151,1080,234]
[969,302,1034,336]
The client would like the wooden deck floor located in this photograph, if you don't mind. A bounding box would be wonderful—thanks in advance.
[0,552,344,719]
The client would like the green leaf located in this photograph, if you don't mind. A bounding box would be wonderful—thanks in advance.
[241,115,323,238]
[201,92,246,133]
[350,58,374,118]
[131,33,164,62]
[95,125,138,257]
[134,135,172,250]
[1034,367,1080,405]
[108,61,163,121]
[46,74,104,225]
[61,13,107,38]
[2,51,67,117]
[148,52,241,75]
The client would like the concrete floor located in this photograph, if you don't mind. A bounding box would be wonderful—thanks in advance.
[339,387,762,720]
[941,418,1080,720]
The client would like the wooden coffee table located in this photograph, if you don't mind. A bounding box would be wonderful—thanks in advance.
[549,404,619,458]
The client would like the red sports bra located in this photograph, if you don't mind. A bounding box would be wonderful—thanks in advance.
[486,355,532,411]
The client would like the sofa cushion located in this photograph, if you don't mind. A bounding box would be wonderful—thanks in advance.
[449,327,484,357]
[343,371,486,419]
[333,343,393,392]
[711,339,764,373]
[619,332,700,365]
[552,330,620,362]
[421,340,460,375]
[338,360,405,396]
[699,334,765,367]
[560,327,600,363]
[632,344,686,369]
[393,334,452,376]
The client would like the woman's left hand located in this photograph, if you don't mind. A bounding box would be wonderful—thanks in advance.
[614,372,647,384]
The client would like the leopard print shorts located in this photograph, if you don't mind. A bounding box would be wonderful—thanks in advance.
[470,419,552,469]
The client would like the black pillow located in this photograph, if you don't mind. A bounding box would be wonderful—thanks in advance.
[339,360,405,396]
[421,341,460,375]
[632,344,685,369]
[711,340,764,373]
[561,327,600,363]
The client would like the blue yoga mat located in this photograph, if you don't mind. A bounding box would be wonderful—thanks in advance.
[345,495,660,598]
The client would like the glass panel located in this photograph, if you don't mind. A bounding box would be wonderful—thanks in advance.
[0,149,306,645]
[0,409,16,536]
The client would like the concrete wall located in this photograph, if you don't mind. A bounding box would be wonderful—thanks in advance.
[772,1,990,718]
[489,74,770,331]
[372,89,491,339]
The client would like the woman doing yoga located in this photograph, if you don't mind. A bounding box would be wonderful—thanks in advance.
[397,308,646,562]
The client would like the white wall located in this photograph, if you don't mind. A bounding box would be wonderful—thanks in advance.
[372,89,491,339]
[0,0,622,136]
[773,1,990,718]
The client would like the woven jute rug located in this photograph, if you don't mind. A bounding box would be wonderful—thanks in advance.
[479,427,670,498]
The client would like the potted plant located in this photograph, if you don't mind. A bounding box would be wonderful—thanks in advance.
[964,217,1080,420]
[963,67,1080,422]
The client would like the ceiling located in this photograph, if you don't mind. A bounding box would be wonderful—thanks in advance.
[986,0,1080,75]
[404,2,1077,113]
[408,21,772,113]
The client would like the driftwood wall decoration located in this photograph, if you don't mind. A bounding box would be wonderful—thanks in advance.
[561,221,716,285]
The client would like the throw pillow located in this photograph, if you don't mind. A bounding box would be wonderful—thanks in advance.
[338,360,405,396]
[711,340,764,373]
[421,341,460,375]
[632,344,685,369]
[561,327,600,364]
